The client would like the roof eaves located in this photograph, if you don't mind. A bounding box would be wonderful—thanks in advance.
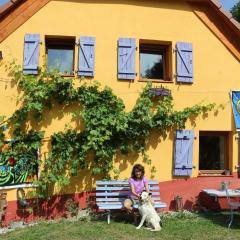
[209,0,240,31]
[0,0,23,19]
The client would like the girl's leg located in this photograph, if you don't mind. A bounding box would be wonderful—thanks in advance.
[124,199,133,213]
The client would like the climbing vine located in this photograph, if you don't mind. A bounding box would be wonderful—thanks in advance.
[0,63,217,197]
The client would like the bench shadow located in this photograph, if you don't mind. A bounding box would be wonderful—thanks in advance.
[91,210,137,225]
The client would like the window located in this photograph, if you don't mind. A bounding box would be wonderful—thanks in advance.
[46,36,75,75]
[199,132,230,175]
[140,43,171,81]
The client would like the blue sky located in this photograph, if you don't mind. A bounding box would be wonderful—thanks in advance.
[0,0,238,11]
[219,0,239,10]
[0,0,9,6]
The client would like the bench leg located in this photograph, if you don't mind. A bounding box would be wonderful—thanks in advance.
[107,210,111,224]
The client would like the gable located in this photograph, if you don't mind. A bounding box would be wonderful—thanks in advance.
[0,0,50,41]
[0,0,239,61]
[189,1,240,61]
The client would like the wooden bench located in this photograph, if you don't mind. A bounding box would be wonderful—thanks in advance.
[96,180,167,224]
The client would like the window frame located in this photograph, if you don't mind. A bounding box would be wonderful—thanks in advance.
[198,131,230,176]
[45,36,76,76]
[138,41,172,83]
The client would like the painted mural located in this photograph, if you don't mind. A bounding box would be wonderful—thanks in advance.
[0,151,38,186]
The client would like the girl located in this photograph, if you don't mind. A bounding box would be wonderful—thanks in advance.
[124,164,149,212]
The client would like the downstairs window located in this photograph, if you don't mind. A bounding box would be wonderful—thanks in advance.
[199,131,230,176]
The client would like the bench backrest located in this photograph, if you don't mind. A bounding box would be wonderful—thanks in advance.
[96,180,161,204]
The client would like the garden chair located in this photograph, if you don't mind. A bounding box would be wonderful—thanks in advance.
[226,187,240,229]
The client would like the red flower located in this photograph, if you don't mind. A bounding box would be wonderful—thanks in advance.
[8,157,16,166]
[26,176,34,182]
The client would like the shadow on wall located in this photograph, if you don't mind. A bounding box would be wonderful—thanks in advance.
[15,191,91,222]
[58,0,192,12]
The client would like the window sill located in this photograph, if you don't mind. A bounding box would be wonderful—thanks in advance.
[138,79,173,83]
[60,74,75,77]
[199,170,228,174]
[198,170,233,177]
[0,183,37,190]
[197,175,234,177]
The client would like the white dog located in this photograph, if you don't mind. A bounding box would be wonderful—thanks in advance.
[136,191,162,231]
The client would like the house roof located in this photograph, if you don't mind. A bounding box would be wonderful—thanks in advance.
[208,0,240,31]
[0,0,239,60]
[1,0,238,30]
[0,0,22,19]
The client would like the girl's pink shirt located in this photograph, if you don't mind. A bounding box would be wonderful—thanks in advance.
[128,177,148,199]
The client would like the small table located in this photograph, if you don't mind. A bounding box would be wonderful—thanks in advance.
[203,189,240,197]
[201,189,240,210]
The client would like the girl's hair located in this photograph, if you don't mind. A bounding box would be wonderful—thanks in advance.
[131,164,145,179]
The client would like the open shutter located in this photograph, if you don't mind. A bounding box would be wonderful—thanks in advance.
[78,36,95,77]
[23,34,40,75]
[176,42,193,83]
[118,38,136,80]
[174,130,194,176]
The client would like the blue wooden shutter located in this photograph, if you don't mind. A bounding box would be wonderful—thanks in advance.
[174,130,194,176]
[118,38,136,80]
[23,34,40,75]
[176,42,193,83]
[78,36,96,77]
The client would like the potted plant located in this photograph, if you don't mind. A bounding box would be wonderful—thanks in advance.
[64,199,79,219]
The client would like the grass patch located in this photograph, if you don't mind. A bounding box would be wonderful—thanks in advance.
[1,212,240,240]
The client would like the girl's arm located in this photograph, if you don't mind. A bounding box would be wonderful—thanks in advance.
[145,183,150,193]
[144,178,149,193]
[130,183,140,198]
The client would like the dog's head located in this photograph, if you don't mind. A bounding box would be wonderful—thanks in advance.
[139,191,152,203]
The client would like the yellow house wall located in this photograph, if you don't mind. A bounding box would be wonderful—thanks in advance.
[0,0,240,201]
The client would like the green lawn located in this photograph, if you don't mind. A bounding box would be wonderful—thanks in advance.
[1,212,240,240]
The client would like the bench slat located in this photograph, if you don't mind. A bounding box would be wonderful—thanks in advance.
[97,201,164,205]
[96,187,129,191]
[96,192,128,197]
[96,180,158,185]
[98,202,167,210]
[98,205,124,210]
[96,181,128,185]
[96,197,161,202]
[96,186,159,191]
[96,192,160,197]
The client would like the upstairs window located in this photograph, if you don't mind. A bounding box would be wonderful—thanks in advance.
[140,43,171,81]
[46,36,75,75]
